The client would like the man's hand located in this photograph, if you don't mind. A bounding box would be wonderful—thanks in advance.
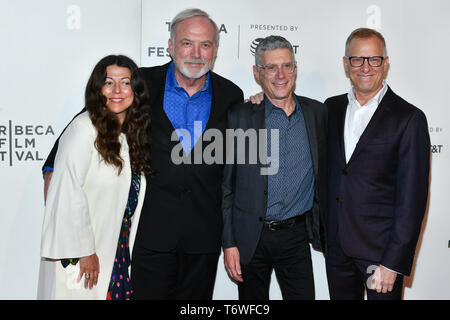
[244,92,264,104]
[78,253,100,289]
[224,247,243,282]
[370,265,397,293]
[43,170,53,203]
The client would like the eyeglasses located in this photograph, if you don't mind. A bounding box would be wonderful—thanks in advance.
[257,62,297,75]
[345,56,385,67]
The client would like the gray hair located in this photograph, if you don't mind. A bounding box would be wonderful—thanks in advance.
[345,27,388,57]
[255,35,296,68]
[170,8,220,46]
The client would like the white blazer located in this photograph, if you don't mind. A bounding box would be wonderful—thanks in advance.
[38,111,146,299]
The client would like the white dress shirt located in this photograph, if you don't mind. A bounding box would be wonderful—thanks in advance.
[344,81,388,163]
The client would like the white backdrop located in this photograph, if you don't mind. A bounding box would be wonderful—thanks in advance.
[0,0,448,299]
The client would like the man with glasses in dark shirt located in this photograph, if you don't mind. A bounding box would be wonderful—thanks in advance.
[222,35,327,300]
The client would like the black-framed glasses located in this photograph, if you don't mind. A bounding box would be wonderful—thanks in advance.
[345,56,385,67]
[257,61,297,75]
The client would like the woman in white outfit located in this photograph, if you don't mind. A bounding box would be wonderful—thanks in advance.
[39,55,151,299]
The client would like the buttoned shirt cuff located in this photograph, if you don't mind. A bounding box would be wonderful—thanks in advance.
[382,265,402,275]
[42,166,54,176]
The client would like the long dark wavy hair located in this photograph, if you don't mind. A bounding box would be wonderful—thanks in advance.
[85,55,152,175]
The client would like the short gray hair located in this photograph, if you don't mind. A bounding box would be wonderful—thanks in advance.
[345,27,388,57]
[170,8,220,46]
[255,35,296,69]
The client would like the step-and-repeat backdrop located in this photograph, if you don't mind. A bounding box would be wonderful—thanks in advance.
[1,0,448,299]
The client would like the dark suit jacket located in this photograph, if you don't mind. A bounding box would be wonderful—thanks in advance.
[135,63,243,254]
[43,62,244,254]
[325,87,430,275]
[222,96,328,265]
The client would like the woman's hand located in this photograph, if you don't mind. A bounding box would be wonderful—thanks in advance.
[77,253,100,289]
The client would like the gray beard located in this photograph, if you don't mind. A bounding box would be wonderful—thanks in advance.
[175,60,210,79]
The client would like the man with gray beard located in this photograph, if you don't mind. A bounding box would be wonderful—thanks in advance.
[130,8,243,299]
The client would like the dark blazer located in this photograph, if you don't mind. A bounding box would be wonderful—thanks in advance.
[222,96,328,265]
[135,63,243,254]
[43,62,244,254]
[325,87,430,275]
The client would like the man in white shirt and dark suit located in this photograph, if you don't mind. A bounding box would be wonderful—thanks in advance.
[325,28,430,300]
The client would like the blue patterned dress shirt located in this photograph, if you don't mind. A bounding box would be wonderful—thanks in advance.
[163,62,212,155]
[265,95,314,221]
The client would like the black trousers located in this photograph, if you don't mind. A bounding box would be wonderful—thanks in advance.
[326,241,404,300]
[131,245,220,300]
[238,215,315,300]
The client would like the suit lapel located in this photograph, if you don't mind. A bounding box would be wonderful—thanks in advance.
[297,95,319,176]
[347,87,396,166]
[253,99,266,130]
[336,96,348,165]
[150,62,176,132]
[149,63,181,151]
[205,72,226,131]
[256,99,268,192]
